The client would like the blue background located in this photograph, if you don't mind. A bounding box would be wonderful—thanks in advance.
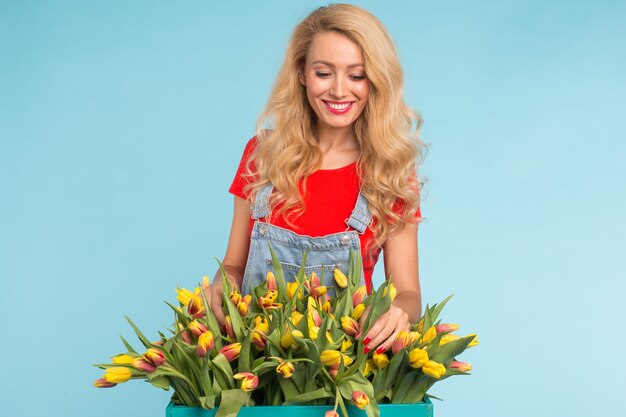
[2,1,625,416]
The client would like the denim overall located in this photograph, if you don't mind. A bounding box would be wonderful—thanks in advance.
[241,182,372,296]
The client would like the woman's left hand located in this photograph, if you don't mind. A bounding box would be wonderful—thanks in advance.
[358,301,410,355]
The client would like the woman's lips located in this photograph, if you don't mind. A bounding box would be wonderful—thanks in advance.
[323,100,355,114]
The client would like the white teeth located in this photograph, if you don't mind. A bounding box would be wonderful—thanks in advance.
[325,101,352,110]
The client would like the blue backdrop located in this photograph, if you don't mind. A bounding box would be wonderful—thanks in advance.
[2,1,625,417]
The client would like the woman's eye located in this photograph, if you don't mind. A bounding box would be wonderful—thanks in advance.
[351,75,367,80]
[315,71,331,78]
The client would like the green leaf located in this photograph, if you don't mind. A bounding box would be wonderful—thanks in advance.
[146,374,170,390]
[277,376,300,400]
[124,316,152,349]
[212,353,235,390]
[237,331,252,373]
[392,372,417,403]
[283,387,334,404]
[429,334,474,363]
[215,389,249,417]
[267,243,288,304]
[430,294,454,323]
[119,335,137,354]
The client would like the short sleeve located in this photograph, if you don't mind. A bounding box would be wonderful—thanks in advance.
[228,136,258,200]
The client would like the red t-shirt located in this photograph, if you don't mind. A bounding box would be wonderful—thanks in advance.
[228,136,421,293]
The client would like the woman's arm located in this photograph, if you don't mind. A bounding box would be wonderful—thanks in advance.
[358,221,421,354]
[203,195,251,325]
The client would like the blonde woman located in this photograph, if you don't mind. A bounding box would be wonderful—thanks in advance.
[204,4,426,355]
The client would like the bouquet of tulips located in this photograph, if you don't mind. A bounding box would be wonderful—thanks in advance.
[94,247,478,417]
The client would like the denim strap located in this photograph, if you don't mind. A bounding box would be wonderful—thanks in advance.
[251,183,274,219]
[345,191,372,234]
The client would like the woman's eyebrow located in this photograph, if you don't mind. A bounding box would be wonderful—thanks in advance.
[311,60,364,68]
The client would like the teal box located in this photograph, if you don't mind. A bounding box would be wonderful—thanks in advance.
[166,399,433,417]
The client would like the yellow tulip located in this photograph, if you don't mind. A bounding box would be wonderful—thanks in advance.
[233,372,258,391]
[333,268,348,288]
[467,334,480,347]
[320,350,342,367]
[421,326,437,344]
[440,334,459,345]
[352,303,365,321]
[276,361,296,378]
[188,320,208,337]
[287,282,302,299]
[342,354,354,366]
[229,290,242,306]
[103,367,132,384]
[309,326,320,340]
[363,359,375,377]
[322,300,332,313]
[201,275,210,289]
[112,354,134,365]
[409,331,421,345]
[290,311,304,326]
[372,352,389,369]
[351,391,370,409]
[176,287,199,306]
[408,348,428,369]
[422,360,447,379]
[341,339,353,352]
[225,315,236,339]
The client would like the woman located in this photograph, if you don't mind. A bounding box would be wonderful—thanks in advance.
[204,3,426,356]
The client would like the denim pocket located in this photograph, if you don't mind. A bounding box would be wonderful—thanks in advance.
[265,258,338,285]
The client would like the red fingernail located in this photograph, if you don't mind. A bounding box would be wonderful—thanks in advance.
[375,346,386,354]
[363,346,371,354]
[363,337,371,345]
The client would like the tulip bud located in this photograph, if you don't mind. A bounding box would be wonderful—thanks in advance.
[333,268,348,288]
[251,331,267,350]
[409,348,429,369]
[309,326,319,340]
[287,282,302,299]
[341,316,359,337]
[112,354,134,365]
[237,295,250,315]
[409,331,421,345]
[322,300,332,313]
[103,367,132,384]
[307,308,322,328]
[201,275,210,289]
[266,271,277,291]
[225,315,236,339]
[233,372,259,391]
[467,334,480,347]
[320,350,342,367]
[144,348,165,367]
[352,286,366,307]
[178,323,193,344]
[325,410,340,417]
[439,334,459,345]
[392,331,411,354]
[187,296,205,319]
[229,290,242,306]
[290,310,304,326]
[352,391,370,409]
[276,361,296,378]
[280,330,303,349]
[132,357,156,373]
[352,303,365,321]
[449,361,472,372]
[372,352,389,369]
[342,353,354,366]
[188,320,208,338]
[219,343,242,362]
[435,323,459,333]
[196,331,215,357]
[363,359,375,377]
[94,377,117,388]
[421,326,437,344]
[422,360,447,379]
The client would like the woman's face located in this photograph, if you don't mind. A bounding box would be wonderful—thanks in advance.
[299,31,370,133]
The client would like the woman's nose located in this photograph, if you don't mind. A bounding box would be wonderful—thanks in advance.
[330,77,347,98]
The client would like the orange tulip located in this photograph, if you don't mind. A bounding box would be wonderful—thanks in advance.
[225,315,236,339]
[435,323,459,333]
[187,296,205,319]
[219,343,242,362]
[93,377,117,388]
[341,316,359,337]
[352,286,366,307]
[449,360,472,372]
[266,271,277,291]
[196,331,215,357]
[392,331,411,354]
[188,320,208,338]
[352,391,370,409]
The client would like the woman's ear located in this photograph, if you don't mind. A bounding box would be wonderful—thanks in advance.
[298,66,306,86]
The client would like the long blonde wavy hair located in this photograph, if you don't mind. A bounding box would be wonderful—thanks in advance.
[242,3,427,253]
